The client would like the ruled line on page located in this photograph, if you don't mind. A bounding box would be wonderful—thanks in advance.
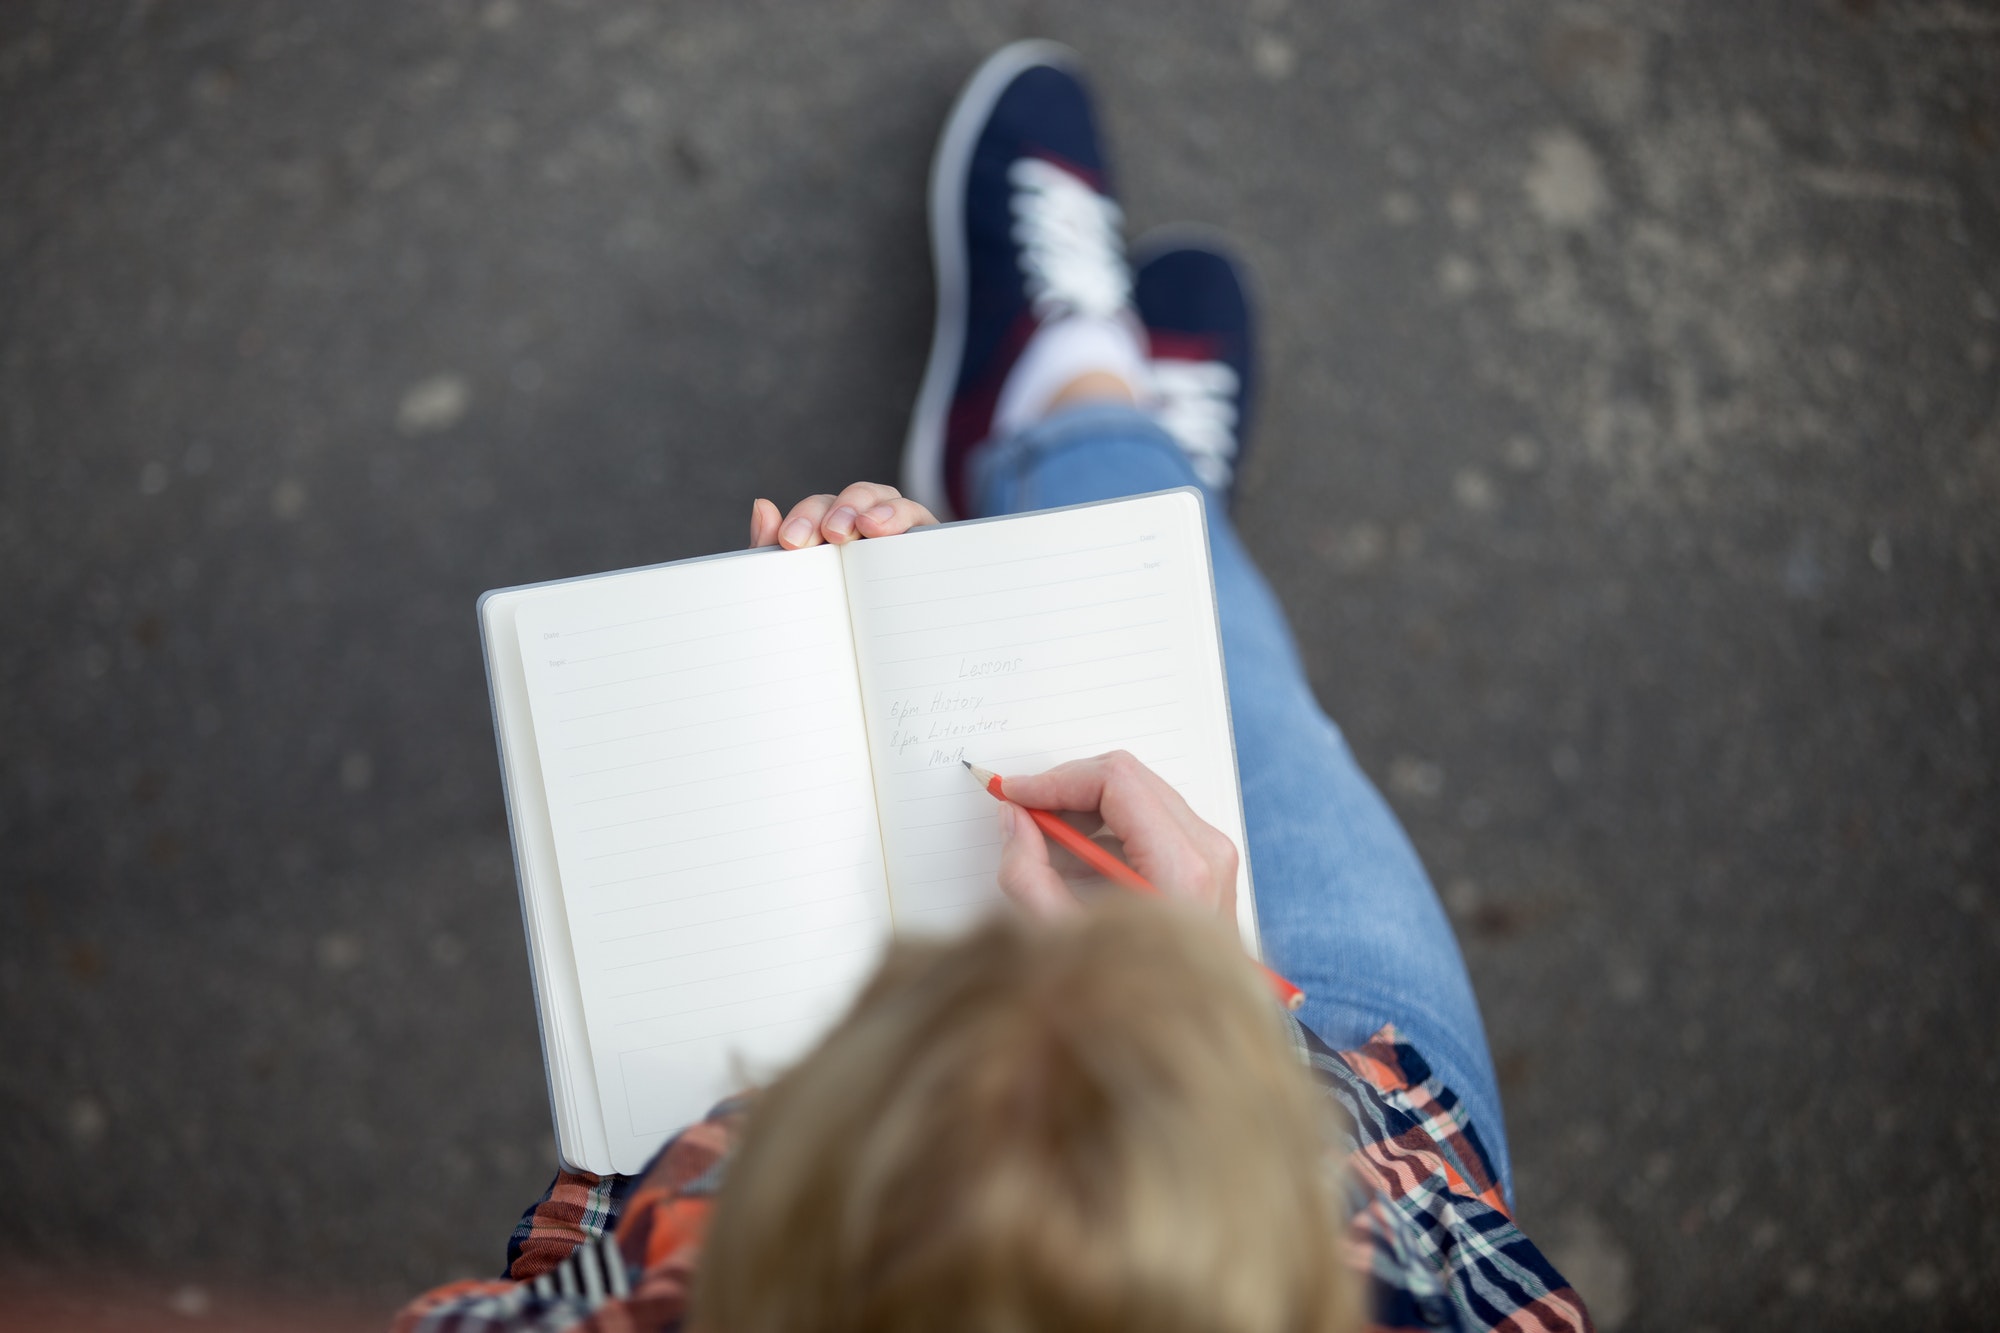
[617,1005,838,1053]
[861,563,1148,613]
[591,860,873,924]
[561,612,831,669]
[568,724,848,783]
[613,979,863,1033]
[890,789,988,806]
[606,887,883,950]
[553,626,832,693]
[894,893,1012,919]
[897,839,1002,859]
[878,701,1182,787]
[559,665,841,724]
[968,672,1175,711]
[888,728,1187,801]
[564,709,837,776]
[862,590,1165,640]
[603,901,884,973]
[898,811,1000,832]
[570,748,851,807]
[555,581,823,639]
[576,774,865,834]
[895,869,1000,887]
[864,675,1178,732]
[889,725,1188,793]
[1011,697,1180,731]
[883,646,1170,691]
[590,831,869,891]
[583,804,868,862]
[890,766,1193,811]
[858,535,1151,583]
[889,747,1189,792]
[612,945,878,1005]
[870,619,1171,667]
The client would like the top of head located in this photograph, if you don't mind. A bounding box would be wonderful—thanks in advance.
[694,897,1357,1333]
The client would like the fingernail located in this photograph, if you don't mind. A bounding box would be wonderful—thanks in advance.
[867,503,897,523]
[998,804,1016,839]
[826,506,857,538]
[781,518,813,547]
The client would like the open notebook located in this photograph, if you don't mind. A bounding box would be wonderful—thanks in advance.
[479,488,1258,1174]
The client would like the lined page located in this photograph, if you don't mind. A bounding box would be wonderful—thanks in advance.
[481,585,612,1171]
[516,545,892,1175]
[840,491,1256,948]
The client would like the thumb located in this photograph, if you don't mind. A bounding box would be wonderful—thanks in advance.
[994,803,1077,919]
[747,498,781,548]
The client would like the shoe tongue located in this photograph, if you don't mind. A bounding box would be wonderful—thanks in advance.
[1009,157,1130,321]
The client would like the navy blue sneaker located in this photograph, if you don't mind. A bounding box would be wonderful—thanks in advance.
[1131,231,1258,503]
[903,41,1136,520]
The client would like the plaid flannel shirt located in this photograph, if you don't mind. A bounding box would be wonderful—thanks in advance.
[396,1023,1592,1332]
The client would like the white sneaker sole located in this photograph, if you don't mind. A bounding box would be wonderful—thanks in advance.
[900,38,1082,521]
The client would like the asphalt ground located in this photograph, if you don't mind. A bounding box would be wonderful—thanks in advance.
[2,2,1996,1328]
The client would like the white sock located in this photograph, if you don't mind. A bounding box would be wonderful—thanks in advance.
[991,311,1153,441]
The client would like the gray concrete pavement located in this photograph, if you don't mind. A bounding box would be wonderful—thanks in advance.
[2,1,1995,1327]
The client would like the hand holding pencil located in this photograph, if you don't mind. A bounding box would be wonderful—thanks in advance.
[971,753,1305,1011]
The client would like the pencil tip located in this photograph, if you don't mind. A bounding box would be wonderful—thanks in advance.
[960,759,971,770]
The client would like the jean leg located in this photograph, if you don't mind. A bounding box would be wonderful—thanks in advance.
[970,403,1512,1201]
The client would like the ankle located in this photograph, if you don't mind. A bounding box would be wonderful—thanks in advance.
[1043,370,1139,417]
[991,314,1152,440]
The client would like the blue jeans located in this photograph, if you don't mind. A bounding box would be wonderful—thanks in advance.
[971,403,1513,1201]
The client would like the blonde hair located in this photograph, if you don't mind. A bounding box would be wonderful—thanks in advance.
[696,898,1356,1333]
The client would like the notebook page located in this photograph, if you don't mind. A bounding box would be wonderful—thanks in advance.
[840,491,1256,949]
[515,545,893,1175]
[480,585,610,1172]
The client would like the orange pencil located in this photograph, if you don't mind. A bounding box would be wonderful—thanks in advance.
[965,761,1306,1011]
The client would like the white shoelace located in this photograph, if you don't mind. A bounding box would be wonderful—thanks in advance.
[1008,156,1132,320]
[1005,155,1237,488]
[1151,359,1241,490]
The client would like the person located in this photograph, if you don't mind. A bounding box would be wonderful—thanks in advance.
[398,41,1591,1332]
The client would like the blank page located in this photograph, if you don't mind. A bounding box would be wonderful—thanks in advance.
[515,545,892,1175]
[840,491,1257,950]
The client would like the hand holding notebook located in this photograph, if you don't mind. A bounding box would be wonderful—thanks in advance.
[745,478,941,552]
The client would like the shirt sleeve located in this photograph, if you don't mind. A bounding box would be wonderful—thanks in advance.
[1292,1018,1596,1333]
[391,1100,744,1333]
[502,1168,634,1280]
[403,1028,1590,1333]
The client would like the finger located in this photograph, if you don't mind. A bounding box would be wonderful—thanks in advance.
[852,496,939,539]
[999,751,1182,821]
[819,482,907,545]
[1173,818,1240,916]
[994,753,1117,812]
[1198,826,1240,886]
[1002,752,1218,903]
[747,498,783,548]
[1094,750,1215,848]
[994,803,1078,919]
[779,495,838,549]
